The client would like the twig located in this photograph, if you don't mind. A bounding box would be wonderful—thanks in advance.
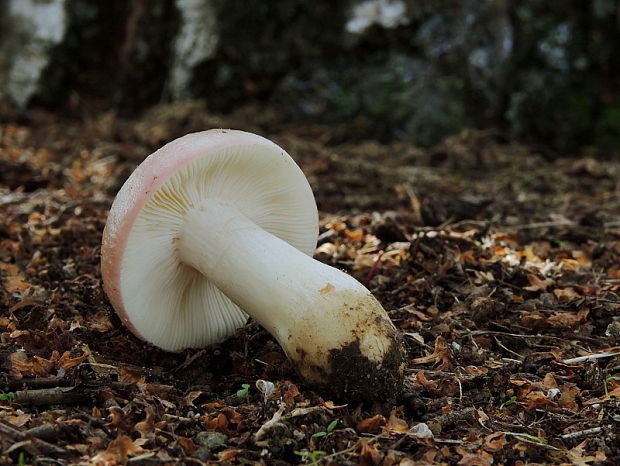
[22,424,58,442]
[3,376,71,391]
[14,387,91,406]
[173,349,207,373]
[362,251,384,286]
[562,351,620,364]
[423,407,477,434]
[494,336,525,360]
[504,220,576,230]
[467,330,567,342]
[0,420,69,457]
[128,452,157,462]
[319,433,383,463]
[254,404,286,441]
[560,426,609,442]
[503,432,562,450]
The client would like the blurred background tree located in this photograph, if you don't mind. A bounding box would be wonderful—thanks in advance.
[1,0,618,156]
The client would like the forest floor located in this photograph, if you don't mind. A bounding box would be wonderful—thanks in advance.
[0,101,619,465]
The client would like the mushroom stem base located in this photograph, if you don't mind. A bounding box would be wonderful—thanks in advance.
[177,200,405,400]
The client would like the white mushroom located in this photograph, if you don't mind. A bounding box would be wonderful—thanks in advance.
[101,129,404,400]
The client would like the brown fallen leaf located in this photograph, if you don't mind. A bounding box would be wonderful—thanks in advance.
[383,407,409,434]
[7,413,32,427]
[522,391,557,411]
[279,380,301,406]
[358,438,383,466]
[88,311,114,332]
[0,262,32,294]
[218,449,241,462]
[482,432,506,452]
[411,337,450,370]
[564,440,607,465]
[547,309,589,328]
[541,373,558,391]
[558,384,580,410]
[204,413,229,433]
[183,390,204,407]
[456,446,493,465]
[177,436,198,455]
[8,351,56,378]
[8,346,90,379]
[106,406,125,427]
[463,366,488,376]
[135,406,156,438]
[58,347,91,370]
[609,269,620,279]
[415,371,440,396]
[322,400,348,410]
[524,273,554,292]
[357,414,387,434]
[118,364,146,384]
[91,435,145,464]
[553,287,580,303]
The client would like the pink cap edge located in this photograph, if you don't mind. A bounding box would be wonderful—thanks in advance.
[101,129,284,342]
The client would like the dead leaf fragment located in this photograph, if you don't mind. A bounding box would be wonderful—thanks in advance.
[91,435,145,464]
[553,287,580,303]
[524,273,554,292]
[357,414,387,434]
[415,371,440,396]
[383,408,409,434]
[59,348,90,370]
[118,364,146,384]
[456,446,493,465]
[135,406,156,438]
[411,337,451,370]
[218,449,241,462]
[88,311,114,332]
[0,262,32,293]
[358,438,383,466]
[177,436,198,455]
[483,432,506,452]
[547,309,589,328]
[8,351,56,378]
[564,440,606,465]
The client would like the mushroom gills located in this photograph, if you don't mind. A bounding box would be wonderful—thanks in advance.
[178,199,405,400]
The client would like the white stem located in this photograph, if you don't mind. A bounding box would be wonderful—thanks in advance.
[177,200,403,396]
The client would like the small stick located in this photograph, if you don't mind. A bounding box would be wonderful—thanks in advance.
[560,426,608,442]
[22,424,57,442]
[423,407,476,434]
[173,349,207,373]
[254,404,286,441]
[562,351,620,364]
[506,220,576,230]
[363,251,384,286]
[3,376,70,391]
[14,387,91,406]
[0,420,69,456]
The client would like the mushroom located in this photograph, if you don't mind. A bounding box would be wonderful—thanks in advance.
[101,129,404,400]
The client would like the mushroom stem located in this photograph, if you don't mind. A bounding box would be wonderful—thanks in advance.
[177,199,405,400]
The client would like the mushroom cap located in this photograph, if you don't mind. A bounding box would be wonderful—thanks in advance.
[101,129,318,351]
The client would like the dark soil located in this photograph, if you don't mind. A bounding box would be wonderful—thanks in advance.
[1,102,619,464]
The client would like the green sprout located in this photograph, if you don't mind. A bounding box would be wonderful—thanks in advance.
[501,396,517,407]
[18,452,25,466]
[312,419,338,438]
[604,376,620,397]
[511,432,547,444]
[236,383,250,401]
[0,392,15,403]
[294,450,326,465]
